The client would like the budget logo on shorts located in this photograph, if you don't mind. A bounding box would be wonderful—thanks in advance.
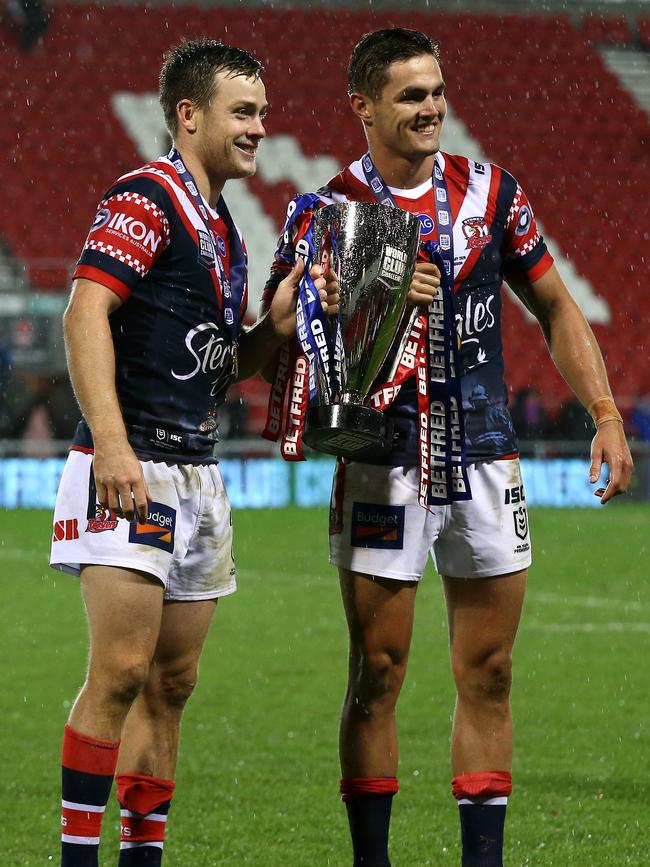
[128,501,176,553]
[350,503,405,550]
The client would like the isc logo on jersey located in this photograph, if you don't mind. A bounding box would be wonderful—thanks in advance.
[104,211,163,254]
[128,501,176,553]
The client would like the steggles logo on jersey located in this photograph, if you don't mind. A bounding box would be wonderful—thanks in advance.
[86,505,119,534]
[462,217,492,250]
[171,322,233,397]
[128,501,176,553]
[351,503,405,550]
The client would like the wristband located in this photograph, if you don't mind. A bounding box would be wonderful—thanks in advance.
[587,396,623,427]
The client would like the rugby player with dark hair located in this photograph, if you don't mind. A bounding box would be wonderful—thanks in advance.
[50,37,333,867]
[263,26,632,867]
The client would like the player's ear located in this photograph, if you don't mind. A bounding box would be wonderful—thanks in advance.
[177,99,199,135]
[350,92,373,127]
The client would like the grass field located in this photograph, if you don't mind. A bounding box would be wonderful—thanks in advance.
[1,505,649,866]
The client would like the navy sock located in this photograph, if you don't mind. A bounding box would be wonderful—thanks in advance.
[458,800,507,867]
[345,794,394,867]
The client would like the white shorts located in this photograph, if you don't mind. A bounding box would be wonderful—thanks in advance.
[50,451,236,601]
[329,458,531,581]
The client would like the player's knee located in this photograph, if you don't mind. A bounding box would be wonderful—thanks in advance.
[88,656,150,707]
[154,666,199,710]
[349,646,407,716]
[453,648,512,704]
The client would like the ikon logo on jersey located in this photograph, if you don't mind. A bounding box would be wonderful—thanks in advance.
[351,503,405,550]
[462,216,492,249]
[128,502,176,553]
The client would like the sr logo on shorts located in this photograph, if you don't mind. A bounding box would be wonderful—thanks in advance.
[351,503,405,550]
[128,502,176,553]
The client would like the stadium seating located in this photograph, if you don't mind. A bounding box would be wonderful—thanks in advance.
[582,13,633,45]
[1,3,649,416]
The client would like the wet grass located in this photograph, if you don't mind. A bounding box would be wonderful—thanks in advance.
[1,505,648,865]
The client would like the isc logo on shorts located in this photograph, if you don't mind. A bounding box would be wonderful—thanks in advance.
[350,503,405,550]
[128,501,176,553]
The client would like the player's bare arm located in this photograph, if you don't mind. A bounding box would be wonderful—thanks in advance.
[509,264,633,502]
[237,260,338,380]
[63,278,150,522]
[408,261,441,307]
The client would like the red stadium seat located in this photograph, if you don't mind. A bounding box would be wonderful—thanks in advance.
[582,13,632,45]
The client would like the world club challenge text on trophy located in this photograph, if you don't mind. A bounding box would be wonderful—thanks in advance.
[302,202,420,460]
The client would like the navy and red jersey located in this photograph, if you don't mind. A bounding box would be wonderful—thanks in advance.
[72,156,248,463]
[265,153,553,464]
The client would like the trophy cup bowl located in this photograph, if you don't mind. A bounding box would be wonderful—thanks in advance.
[302,201,421,460]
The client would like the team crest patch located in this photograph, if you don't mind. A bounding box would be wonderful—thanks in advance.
[128,501,176,553]
[462,216,492,249]
[351,503,405,550]
[513,506,528,540]
[86,505,119,534]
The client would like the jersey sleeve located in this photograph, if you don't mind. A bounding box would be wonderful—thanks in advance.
[73,179,172,300]
[502,180,553,284]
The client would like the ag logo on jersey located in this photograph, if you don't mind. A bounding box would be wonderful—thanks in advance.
[513,506,528,540]
[417,214,435,237]
[351,503,405,550]
[90,208,111,232]
[462,217,492,250]
[128,502,176,553]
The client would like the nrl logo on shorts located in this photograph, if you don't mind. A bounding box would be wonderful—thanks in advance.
[513,506,528,540]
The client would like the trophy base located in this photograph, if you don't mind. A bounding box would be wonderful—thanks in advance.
[303,404,394,460]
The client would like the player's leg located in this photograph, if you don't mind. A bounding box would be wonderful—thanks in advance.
[443,569,526,867]
[112,462,235,865]
[339,569,417,867]
[62,566,164,867]
[330,461,435,867]
[115,598,216,866]
[434,458,531,867]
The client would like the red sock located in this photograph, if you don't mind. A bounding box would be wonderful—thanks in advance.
[117,773,176,865]
[61,724,120,866]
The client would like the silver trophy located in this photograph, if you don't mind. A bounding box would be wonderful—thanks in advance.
[302,201,420,460]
